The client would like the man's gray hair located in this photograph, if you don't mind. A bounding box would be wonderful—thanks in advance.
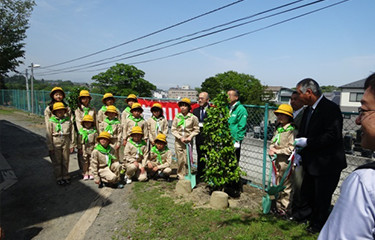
[297,78,322,96]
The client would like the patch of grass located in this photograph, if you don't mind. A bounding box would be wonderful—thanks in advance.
[124,181,318,240]
[0,108,16,115]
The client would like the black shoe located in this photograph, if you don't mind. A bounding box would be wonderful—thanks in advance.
[57,180,64,185]
[306,225,320,234]
[63,179,71,185]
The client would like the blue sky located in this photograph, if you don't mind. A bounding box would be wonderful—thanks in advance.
[19,0,375,90]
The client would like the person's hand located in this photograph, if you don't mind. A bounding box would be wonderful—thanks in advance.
[70,147,74,153]
[94,180,100,184]
[140,167,145,174]
[151,141,155,146]
[115,143,120,150]
[294,138,308,148]
[234,141,240,149]
[147,162,153,169]
[133,161,139,168]
[123,140,127,146]
[184,137,192,143]
[153,166,158,172]
[180,137,185,142]
[268,149,275,156]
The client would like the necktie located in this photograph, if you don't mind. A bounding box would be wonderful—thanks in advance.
[200,107,204,122]
[304,106,313,134]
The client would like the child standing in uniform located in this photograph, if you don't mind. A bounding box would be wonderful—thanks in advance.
[171,98,200,180]
[99,105,122,160]
[147,103,168,146]
[75,90,96,130]
[121,94,138,125]
[122,103,148,146]
[123,126,149,183]
[46,102,75,185]
[146,133,172,180]
[268,104,295,217]
[90,131,124,189]
[44,87,71,126]
[97,93,121,125]
[77,115,98,180]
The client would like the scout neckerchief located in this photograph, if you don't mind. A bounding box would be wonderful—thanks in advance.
[272,124,295,145]
[104,117,120,134]
[152,116,164,135]
[78,127,97,143]
[176,113,191,128]
[95,144,115,167]
[125,106,131,113]
[49,115,69,132]
[129,138,146,158]
[151,145,169,164]
[83,106,90,116]
[128,115,143,126]
[100,105,107,112]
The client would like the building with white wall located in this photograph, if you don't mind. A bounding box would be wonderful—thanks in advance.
[339,79,365,112]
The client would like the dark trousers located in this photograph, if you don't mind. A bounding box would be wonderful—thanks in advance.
[297,170,341,230]
[195,132,206,181]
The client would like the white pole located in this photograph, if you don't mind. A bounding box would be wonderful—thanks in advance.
[25,69,30,111]
[31,63,34,113]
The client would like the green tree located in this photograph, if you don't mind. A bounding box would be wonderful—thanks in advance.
[200,71,266,105]
[200,92,243,192]
[321,85,339,93]
[91,63,156,97]
[0,0,35,88]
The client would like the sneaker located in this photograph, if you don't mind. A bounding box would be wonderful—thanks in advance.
[126,177,132,184]
[117,183,124,189]
[89,175,94,180]
[83,175,89,181]
[63,179,71,185]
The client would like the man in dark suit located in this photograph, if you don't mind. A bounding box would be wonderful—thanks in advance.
[193,92,210,182]
[294,78,347,233]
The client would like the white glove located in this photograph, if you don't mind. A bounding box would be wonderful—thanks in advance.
[294,137,308,148]
[234,141,240,149]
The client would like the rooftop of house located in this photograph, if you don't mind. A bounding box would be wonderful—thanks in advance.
[339,79,366,89]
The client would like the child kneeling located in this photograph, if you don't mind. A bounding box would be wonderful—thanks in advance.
[123,126,149,183]
[90,132,124,189]
[146,133,172,180]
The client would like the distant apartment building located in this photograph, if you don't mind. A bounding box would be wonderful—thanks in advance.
[152,89,168,99]
[168,85,198,101]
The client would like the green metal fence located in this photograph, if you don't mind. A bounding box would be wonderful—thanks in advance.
[0,89,368,201]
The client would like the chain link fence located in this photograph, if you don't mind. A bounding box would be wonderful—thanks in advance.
[0,89,370,201]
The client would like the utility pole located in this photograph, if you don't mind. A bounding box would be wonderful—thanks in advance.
[25,69,30,111]
[30,63,40,114]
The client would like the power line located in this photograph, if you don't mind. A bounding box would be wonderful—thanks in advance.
[42,0,245,69]
[37,0,326,75]
[37,0,304,75]
[36,0,350,77]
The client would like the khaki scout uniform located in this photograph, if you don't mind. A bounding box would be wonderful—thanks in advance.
[147,116,168,145]
[269,123,295,213]
[46,116,76,181]
[75,106,97,130]
[97,106,121,126]
[121,107,131,126]
[122,116,148,141]
[123,138,149,181]
[99,117,122,160]
[77,127,98,175]
[171,112,200,178]
[44,105,72,127]
[147,146,172,177]
[90,146,122,184]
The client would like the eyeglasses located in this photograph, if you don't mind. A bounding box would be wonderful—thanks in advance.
[358,107,375,116]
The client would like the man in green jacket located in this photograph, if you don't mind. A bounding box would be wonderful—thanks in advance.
[227,89,248,161]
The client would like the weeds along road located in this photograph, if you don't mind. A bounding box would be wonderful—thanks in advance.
[0,107,134,240]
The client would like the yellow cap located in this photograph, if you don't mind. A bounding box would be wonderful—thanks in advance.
[274,104,293,118]
[97,131,112,142]
[131,103,143,112]
[178,98,191,106]
[79,90,91,99]
[126,94,138,102]
[151,103,163,111]
[105,105,118,114]
[155,133,167,143]
[131,126,143,135]
[52,102,66,112]
[81,115,94,123]
[50,87,65,99]
[102,93,115,104]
